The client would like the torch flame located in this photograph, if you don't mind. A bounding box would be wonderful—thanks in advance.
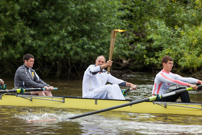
[114,29,126,32]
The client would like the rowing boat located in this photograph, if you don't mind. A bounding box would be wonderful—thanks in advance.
[0,94,202,116]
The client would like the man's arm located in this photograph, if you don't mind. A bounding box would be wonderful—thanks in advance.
[119,81,137,90]
[33,72,50,87]
[33,71,55,91]
[89,60,113,75]
[126,82,137,90]
[107,75,137,90]
[100,60,113,70]
[174,74,202,84]
[158,73,189,86]
[16,68,44,88]
[158,73,198,89]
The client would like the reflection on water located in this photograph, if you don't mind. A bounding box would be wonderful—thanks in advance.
[7,106,202,135]
[1,72,202,134]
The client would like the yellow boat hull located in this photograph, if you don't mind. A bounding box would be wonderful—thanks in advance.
[0,94,202,116]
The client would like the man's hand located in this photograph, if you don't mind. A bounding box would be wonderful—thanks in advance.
[130,84,137,90]
[48,86,54,91]
[43,86,54,91]
[198,80,202,85]
[0,79,4,86]
[106,60,113,67]
[126,82,137,90]
[188,84,198,90]
[101,60,113,69]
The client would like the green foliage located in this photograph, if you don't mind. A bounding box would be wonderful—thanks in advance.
[121,0,202,72]
[1,0,202,77]
[0,0,124,77]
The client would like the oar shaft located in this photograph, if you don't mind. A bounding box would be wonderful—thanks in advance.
[23,87,58,91]
[0,87,58,93]
[161,87,194,98]
[68,98,150,119]
[0,89,17,93]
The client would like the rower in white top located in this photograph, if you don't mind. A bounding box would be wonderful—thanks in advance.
[82,55,137,100]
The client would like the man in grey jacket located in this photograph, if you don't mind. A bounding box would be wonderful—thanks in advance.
[14,54,54,96]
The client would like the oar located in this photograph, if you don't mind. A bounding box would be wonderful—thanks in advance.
[0,84,6,90]
[68,86,200,119]
[107,29,126,74]
[122,88,131,96]
[0,87,58,93]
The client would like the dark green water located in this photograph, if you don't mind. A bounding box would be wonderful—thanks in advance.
[1,72,202,135]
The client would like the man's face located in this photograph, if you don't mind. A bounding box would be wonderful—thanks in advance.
[95,56,105,66]
[163,60,173,72]
[25,58,34,68]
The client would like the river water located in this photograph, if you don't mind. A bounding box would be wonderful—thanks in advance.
[1,72,202,135]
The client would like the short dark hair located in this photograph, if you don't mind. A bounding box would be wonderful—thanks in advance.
[162,56,173,64]
[23,54,34,61]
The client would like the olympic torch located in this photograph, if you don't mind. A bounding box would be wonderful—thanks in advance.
[107,29,126,74]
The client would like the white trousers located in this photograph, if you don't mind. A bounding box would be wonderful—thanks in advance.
[85,84,125,100]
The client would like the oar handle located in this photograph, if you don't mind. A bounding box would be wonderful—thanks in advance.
[17,87,58,93]
[186,84,202,91]
[122,88,130,96]
[197,85,202,90]
[0,84,6,90]
[122,86,137,96]
[42,87,58,91]
[18,87,58,91]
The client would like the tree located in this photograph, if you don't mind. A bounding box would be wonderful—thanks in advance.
[0,0,124,77]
